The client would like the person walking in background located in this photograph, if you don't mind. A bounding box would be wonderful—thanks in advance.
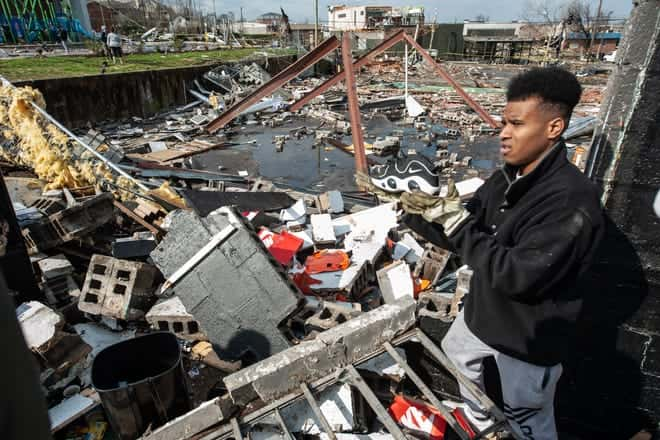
[100,25,109,58]
[107,27,123,65]
[57,26,69,54]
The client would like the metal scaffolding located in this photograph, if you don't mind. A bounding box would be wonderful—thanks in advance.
[0,0,90,43]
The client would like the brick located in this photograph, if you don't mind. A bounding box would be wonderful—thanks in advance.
[150,207,303,361]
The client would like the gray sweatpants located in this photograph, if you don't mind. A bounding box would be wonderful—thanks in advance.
[441,311,563,440]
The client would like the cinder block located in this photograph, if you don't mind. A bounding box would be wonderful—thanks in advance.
[224,298,416,405]
[304,302,362,334]
[22,193,115,253]
[150,207,303,361]
[146,296,207,341]
[413,246,451,285]
[40,274,81,304]
[417,291,453,321]
[79,255,160,320]
[456,265,473,294]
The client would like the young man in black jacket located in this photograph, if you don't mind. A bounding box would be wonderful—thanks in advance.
[401,67,604,439]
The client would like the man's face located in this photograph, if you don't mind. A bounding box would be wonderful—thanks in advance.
[499,97,564,174]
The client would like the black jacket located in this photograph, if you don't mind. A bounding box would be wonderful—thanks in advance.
[407,141,604,366]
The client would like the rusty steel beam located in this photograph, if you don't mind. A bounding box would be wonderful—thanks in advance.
[206,36,341,132]
[403,33,500,129]
[342,32,368,175]
[290,30,407,112]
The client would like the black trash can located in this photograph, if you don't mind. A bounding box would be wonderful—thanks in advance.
[91,332,191,439]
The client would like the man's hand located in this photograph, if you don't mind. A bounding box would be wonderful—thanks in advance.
[401,180,471,235]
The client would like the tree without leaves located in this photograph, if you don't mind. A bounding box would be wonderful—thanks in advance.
[563,0,593,40]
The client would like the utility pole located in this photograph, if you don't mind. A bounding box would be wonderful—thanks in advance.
[212,0,216,34]
[240,7,244,33]
[428,14,437,52]
[314,0,319,47]
[589,0,603,62]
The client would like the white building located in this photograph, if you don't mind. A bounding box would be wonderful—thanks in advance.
[239,22,270,35]
[462,21,525,38]
[328,5,392,31]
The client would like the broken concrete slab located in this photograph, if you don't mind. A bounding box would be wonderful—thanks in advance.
[358,348,407,380]
[37,254,74,280]
[17,301,91,370]
[311,214,337,245]
[78,255,161,321]
[454,177,484,199]
[400,233,424,265]
[280,198,306,222]
[111,232,158,259]
[146,296,207,342]
[318,190,344,214]
[332,202,397,239]
[223,298,416,405]
[17,301,63,352]
[49,392,100,432]
[279,382,356,434]
[150,207,303,361]
[308,261,373,297]
[182,190,296,216]
[140,395,236,440]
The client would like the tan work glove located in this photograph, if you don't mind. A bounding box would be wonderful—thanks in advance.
[355,171,401,202]
[401,180,470,235]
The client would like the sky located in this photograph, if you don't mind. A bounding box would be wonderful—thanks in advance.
[191,0,633,23]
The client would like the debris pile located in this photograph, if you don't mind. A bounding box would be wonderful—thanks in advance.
[0,43,608,440]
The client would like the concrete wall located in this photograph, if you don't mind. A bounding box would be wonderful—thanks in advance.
[558,0,660,437]
[418,24,465,57]
[15,55,296,128]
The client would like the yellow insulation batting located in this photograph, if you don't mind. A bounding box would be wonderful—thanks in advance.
[0,85,136,198]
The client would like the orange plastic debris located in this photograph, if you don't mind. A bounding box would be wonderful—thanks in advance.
[413,278,432,297]
[292,271,322,294]
[304,250,350,274]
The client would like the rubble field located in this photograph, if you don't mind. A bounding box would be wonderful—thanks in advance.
[0,52,610,440]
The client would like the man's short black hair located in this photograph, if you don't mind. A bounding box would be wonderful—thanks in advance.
[506,67,582,121]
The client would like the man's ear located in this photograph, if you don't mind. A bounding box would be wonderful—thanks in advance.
[547,116,565,139]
